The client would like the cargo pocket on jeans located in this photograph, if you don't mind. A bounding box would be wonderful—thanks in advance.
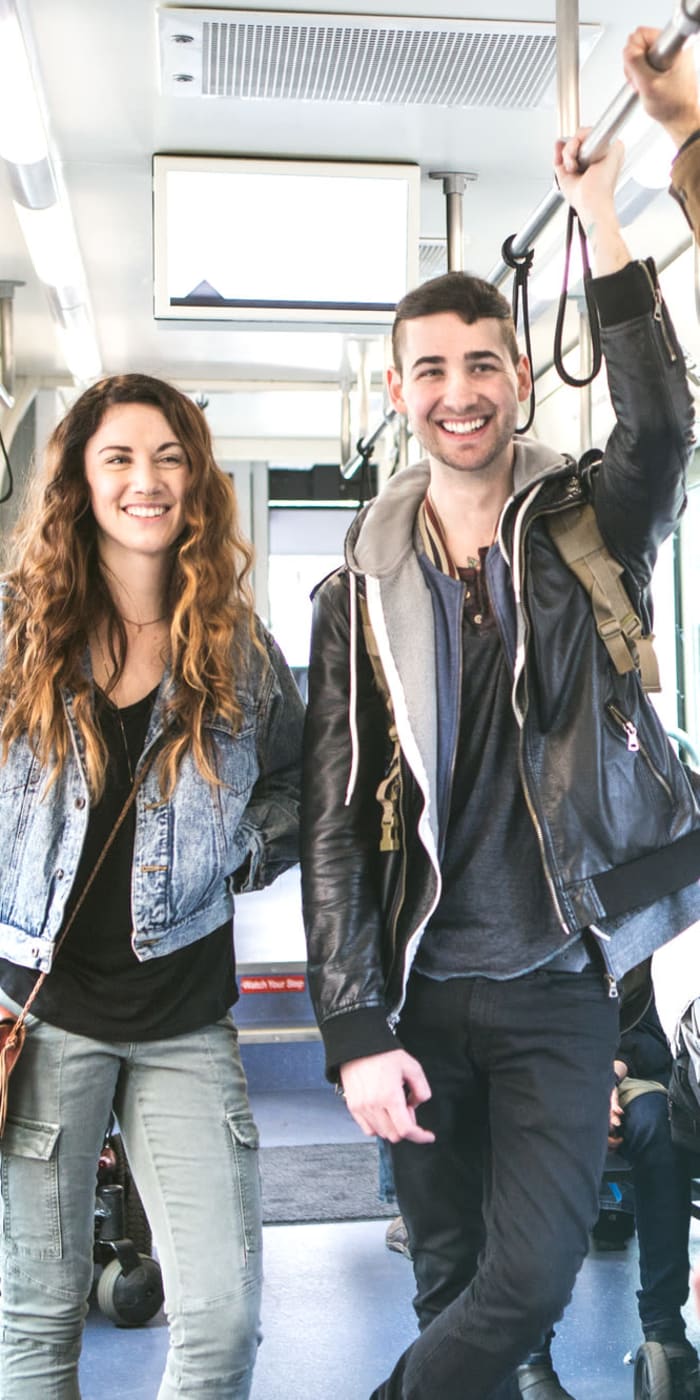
[1,1116,62,1259]
[225,1111,261,1264]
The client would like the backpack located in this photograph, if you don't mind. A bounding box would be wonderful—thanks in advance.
[547,501,660,693]
[357,493,660,855]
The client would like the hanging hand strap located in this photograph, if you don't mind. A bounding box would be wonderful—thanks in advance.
[553,207,603,389]
[353,435,376,507]
[501,234,536,434]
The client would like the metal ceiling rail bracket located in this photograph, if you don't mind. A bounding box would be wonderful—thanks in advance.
[429,172,478,273]
[487,0,700,286]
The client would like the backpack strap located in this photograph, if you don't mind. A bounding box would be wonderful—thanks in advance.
[357,589,402,853]
[548,502,660,693]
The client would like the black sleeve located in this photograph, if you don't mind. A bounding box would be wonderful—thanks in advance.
[588,258,694,610]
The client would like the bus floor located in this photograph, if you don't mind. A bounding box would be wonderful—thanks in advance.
[78,1084,700,1400]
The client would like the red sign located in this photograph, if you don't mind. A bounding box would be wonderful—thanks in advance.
[240,975,306,994]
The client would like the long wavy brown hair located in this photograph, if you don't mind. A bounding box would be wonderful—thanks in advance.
[0,373,258,798]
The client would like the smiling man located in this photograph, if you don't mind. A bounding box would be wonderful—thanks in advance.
[302,132,700,1400]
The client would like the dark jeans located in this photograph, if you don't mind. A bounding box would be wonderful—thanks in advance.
[620,1087,694,1342]
[370,966,619,1400]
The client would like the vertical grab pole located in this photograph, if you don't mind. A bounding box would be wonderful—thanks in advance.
[429,170,477,272]
[578,312,593,454]
[556,0,580,140]
[556,0,593,451]
[339,340,352,467]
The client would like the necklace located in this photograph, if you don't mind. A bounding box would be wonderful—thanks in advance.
[119,613,167,633]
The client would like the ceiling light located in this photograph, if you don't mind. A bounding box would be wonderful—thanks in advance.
[0,0,47,164]
[0,0,101,383]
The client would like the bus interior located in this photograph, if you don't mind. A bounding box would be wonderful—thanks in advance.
[1,1,700,1396]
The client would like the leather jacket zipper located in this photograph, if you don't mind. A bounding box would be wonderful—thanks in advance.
[517,732,570,936]
[588,922,619,1000]
[386,777,409,1029]
[388,585,464,1028]
[512,501,571,936]
[606,702,673,799]
[641,260,677,363]
[441,590,465,848]
[387,781,408,952]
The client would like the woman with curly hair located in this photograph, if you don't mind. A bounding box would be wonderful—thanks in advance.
[0,373,304,1398]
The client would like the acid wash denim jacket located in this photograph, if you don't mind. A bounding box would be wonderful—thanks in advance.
[0,599,304,974]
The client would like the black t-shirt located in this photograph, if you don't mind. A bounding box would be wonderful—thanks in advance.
[415,574,569,981]
[0,687,236,1039]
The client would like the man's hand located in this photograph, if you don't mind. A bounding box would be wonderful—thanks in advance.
[608,1084,625,1150]
[554,127,629,276]
[608,1058,628,1150]
[340,1048,435,1144]
[623,27,700,151]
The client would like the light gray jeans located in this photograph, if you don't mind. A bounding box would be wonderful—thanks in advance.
[0,1000,262,1399]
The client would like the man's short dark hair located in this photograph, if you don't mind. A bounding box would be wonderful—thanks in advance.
[392,270,519,372]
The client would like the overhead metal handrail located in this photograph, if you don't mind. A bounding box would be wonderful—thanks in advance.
[488,0,700,286]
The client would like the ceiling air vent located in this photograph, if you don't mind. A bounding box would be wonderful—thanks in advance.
[159,10,601,109]
[419,239,448,281]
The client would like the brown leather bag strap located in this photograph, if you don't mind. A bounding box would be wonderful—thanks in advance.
[12,749,156,1032]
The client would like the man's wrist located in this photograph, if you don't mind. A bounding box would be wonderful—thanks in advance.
[576,210,629,278]
[674,124,700,160]
[667,111,700,152]
[613,1059,629,1086]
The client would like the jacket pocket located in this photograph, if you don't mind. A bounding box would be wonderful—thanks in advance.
[224,1110,261,1267]
[605,702,673,802]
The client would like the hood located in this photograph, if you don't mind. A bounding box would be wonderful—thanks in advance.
[345,436,571,580]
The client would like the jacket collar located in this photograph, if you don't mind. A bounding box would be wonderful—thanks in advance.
[345,436,570,580]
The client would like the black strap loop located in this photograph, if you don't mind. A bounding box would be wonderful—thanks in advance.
[501,234,536,434]
[553,206,603,388]
[354,436,375,506]
[0,425,13,505]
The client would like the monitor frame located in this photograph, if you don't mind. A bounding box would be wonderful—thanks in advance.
[152,153,421,329]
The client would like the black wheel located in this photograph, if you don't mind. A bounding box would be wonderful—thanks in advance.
[108,1133,153,1256]
[96,1254,164,1327]
[634,1341,673,1400]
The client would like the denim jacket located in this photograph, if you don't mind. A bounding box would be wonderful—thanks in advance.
[0,610,304,974]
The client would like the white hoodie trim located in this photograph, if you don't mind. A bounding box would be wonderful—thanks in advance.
[509,480,545,727]
[344,571,360,806]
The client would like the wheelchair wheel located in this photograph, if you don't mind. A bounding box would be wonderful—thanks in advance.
[634,1341,673,1400]
[96,1254,164,1328]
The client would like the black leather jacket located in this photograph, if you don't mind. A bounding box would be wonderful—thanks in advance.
[301,259,700,1077]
